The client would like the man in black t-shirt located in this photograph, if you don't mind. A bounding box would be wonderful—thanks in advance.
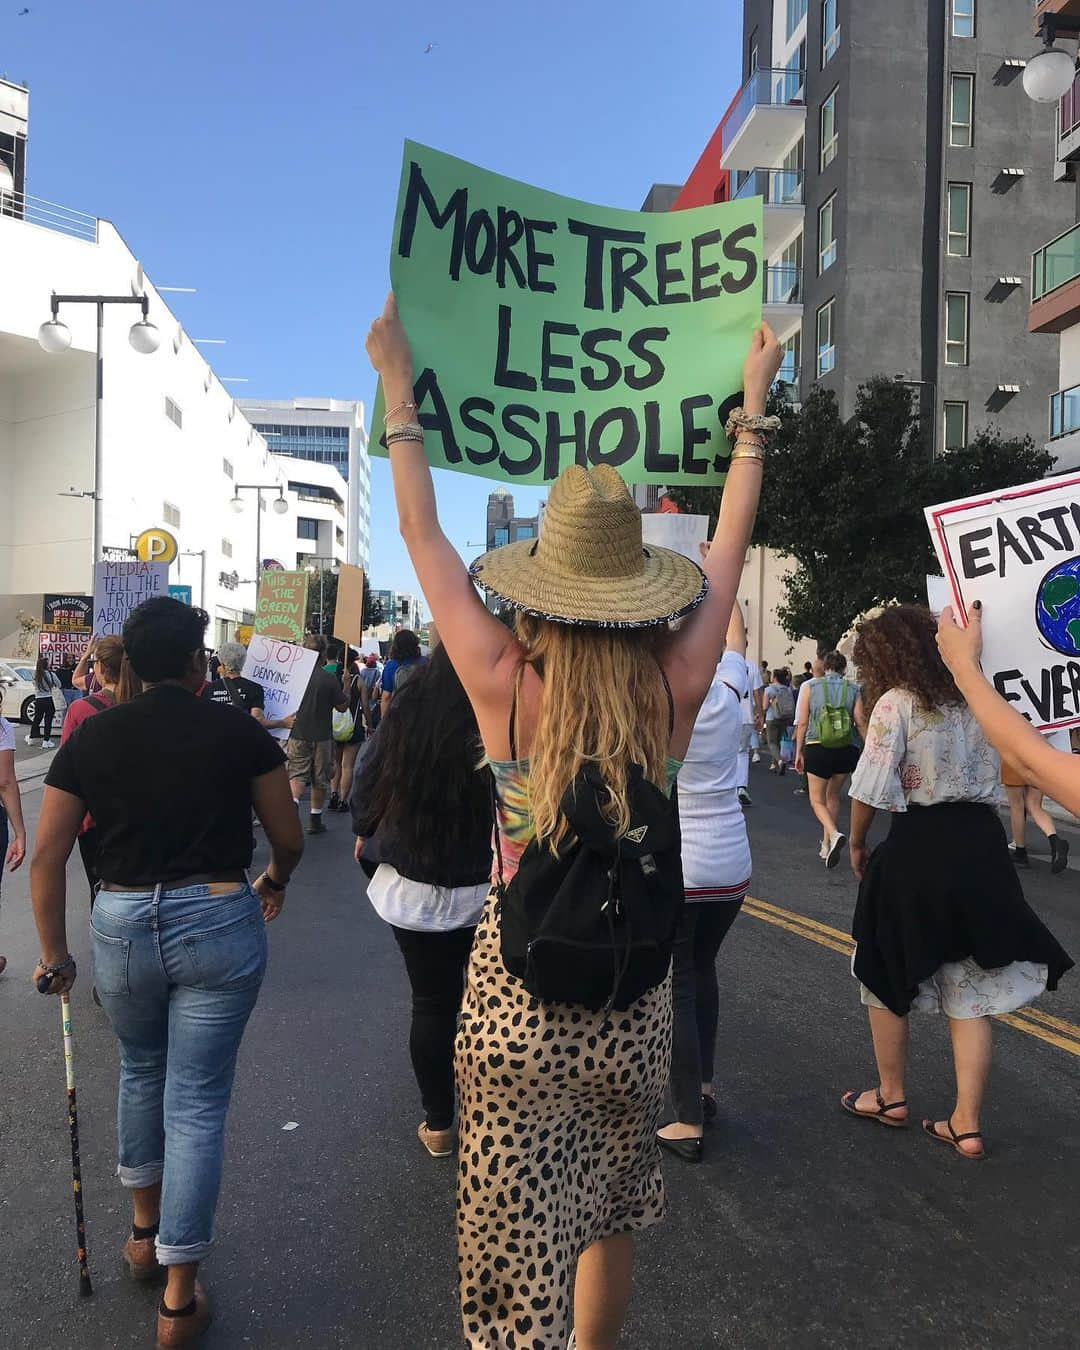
[287,634,349,835]
[204,641,295,732]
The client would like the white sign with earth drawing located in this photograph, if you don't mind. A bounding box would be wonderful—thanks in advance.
[925,473,1080,733]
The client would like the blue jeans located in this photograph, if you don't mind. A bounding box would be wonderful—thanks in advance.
[90,883,267,1265]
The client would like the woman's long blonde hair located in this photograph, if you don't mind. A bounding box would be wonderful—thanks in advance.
[515,614,670,849]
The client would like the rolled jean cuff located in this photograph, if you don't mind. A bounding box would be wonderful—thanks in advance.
[117,1160,164,1188]
[156,1236,214,1266]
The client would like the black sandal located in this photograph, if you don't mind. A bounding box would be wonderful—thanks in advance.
[921,1116,986,1159]
[840,1089,908,1128]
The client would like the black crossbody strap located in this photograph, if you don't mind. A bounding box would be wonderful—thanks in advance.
[490,770,507,898]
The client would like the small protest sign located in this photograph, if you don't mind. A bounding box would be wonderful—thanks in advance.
[333,564,366,644]
[640,513,710,564]
[373,141,762,488]
[254,570,309,643]
[926,473,1080,731]
[39,595,93,665]
[242,635,318,740]
[93,562,169,638]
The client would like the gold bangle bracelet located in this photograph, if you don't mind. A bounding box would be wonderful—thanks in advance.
[730,447,765,464]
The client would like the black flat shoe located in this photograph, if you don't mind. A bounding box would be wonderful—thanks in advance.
[701,1094,718,1125]
[657,1133,703,1163]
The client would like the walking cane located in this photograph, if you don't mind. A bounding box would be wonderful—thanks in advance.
[39,983,94,1296]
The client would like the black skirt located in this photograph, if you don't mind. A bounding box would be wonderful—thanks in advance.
[852,802,1073,1016]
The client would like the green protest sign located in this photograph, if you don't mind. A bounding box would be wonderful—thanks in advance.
[372,141,763,487]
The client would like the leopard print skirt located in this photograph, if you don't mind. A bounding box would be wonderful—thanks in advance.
[454,890,671,1350]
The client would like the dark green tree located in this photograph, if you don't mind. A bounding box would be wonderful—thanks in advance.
[670,378,1053,651]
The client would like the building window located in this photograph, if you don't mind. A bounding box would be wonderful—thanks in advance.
[297,516,319,541]
[952,0,975,38]
[945,292,970,366]
[949,74,974,147]
[816,299,836,377]
[164,397,182,429]
[163,501,181,527]
[787,0,807,38]
[221,538,233,558]
[820,86,839,171]
[493,527,510,548]
[944,401,968,450]
[946,183,972,257]
[822,0,840,66]
[748,27,759,74]
[336,526,345,547]
[818,194,838,274]
[777,332,801,396]
[222,457,234,479]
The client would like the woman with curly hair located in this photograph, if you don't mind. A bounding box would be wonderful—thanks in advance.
[841,605,1072,1158]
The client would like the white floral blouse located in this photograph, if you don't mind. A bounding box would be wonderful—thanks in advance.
[849,687,1004,813]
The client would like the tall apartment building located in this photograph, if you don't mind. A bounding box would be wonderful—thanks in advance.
[485,488,539,550]
[239,397,371,568]
[667,0,1072,453]
[1030,1,1080,472]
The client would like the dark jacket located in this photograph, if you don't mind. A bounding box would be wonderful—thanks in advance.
[350,723,493,890]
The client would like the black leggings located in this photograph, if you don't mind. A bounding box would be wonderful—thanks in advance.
[389,924,476,1132]
[29,696,54,741]
[669,899,745,1126]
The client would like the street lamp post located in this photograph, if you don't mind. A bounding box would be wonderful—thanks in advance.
[230,484,289,589]
[38,293,161,563]
[1023,13,1080,104]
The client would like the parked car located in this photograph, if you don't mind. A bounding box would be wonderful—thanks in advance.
[0,660,39,724]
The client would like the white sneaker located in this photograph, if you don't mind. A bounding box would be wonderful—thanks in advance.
[25,735,32,746]
[819,839,829,861]
[751,751,761,764]
[738,787,751,806]
[42,740,55,749]
[826,833,847,870]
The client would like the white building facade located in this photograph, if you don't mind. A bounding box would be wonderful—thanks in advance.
[238,398,371,569]
[0,174,305,648]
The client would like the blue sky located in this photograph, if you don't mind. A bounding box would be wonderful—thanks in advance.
[3,0,742,607]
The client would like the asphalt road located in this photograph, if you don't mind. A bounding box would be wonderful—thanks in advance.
[1,761,1079,1349]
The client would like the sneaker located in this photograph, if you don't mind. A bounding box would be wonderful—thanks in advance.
[1009,844,1030,868]
[738,787,752,806]
[751,751,761,764]
[307,815,327,836]
[819,839,829,861]
[826,833,847,869]
[42,740,55,749]
[1050,835,1070,875]
[25,735,32,746]
[778,761,787,776]
[418,1121,457,1158]
[328,791,341,811]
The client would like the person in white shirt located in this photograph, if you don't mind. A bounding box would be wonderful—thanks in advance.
[736,641,764,804]
[842,606,1072,1159]
[658,603,752,1164]
[0,695,28,976]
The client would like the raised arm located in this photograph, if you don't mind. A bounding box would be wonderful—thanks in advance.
[664,324,783,711]
[724,598,747,657]
[938,603,1080,815]
[365,295,520,712]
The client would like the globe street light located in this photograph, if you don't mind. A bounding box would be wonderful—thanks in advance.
[231,483,290,584]
[36,292,161,562]
[1023,14,1080,104]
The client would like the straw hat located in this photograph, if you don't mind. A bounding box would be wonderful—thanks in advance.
[469,465,708,628]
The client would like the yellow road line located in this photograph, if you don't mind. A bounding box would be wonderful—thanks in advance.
[741,896,1080,1057]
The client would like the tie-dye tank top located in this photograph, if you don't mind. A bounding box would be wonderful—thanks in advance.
[488,757,683,886]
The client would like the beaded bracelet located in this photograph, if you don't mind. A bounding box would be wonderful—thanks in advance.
[385,419,424,438]
[386,428,425,447]
[39,954,76,977]
[724,407,782,441]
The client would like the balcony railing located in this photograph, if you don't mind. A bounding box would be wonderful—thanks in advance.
[733,168,805,206]
[721,68,806,160]
[0,189,98,242]
[1033,221,1080,301]
[764,263,802,305]
[1061,68,1080,139]
[1050,382,1080,438]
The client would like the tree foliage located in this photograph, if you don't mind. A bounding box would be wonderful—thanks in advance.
[669,378,1053,651]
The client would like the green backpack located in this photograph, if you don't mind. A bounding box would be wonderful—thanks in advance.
[818,679,853,748]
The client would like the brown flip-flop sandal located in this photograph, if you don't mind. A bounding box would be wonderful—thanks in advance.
[840,1089,908,1128]
[922,1116,986,1160]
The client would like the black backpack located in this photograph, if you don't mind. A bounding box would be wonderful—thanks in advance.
[495,755,685,1017]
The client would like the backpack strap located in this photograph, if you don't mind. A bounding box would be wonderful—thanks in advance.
[658,664,675,737]
[490,771,507,899]
[85,692,115,714]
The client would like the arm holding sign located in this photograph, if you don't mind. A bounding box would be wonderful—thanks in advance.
[366,295,521,714]
[662,323,783,724]
[937,603,1080,816]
